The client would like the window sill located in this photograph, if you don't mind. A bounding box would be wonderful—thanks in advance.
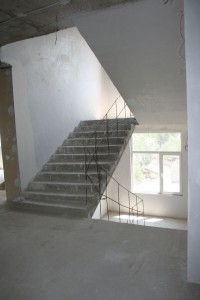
[133,192,183,197]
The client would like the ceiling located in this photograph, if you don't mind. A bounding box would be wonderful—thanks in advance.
[75,0,186,125]
[0,0,140,46]
[0,0,186,126]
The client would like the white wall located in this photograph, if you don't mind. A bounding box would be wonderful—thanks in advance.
[184,0,200,284]
[1,27,119,190]
[107,124,188,219]
[75,0,186,125]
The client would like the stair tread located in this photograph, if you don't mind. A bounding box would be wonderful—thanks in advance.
[67,136,125,140]
[73,130,128,133]
[38,171,103,175]
[53,153,117,156]
[46,161,112,165]
[31,181,98,186]
[14,199,90,210]
[24,190,95,197]
[58,144,123,148]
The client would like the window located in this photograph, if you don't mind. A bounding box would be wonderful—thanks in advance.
[132,133,181,195]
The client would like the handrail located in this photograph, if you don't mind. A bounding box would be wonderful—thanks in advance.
[86,161,145,225]
[83,95,145,225]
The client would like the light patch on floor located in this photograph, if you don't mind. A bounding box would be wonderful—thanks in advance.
[102,212,187,230]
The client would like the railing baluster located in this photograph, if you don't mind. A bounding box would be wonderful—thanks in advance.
[100,196,102,219]
[106,114,110,152]
[118,183,121,223]
[128,191,130,224]
[136,196,139,225]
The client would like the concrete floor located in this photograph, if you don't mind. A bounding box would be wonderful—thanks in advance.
[0,201,200,300]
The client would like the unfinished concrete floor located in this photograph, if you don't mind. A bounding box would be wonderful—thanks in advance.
[0,203,200,300]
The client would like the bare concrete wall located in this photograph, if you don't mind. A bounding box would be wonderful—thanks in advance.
[0,27,120,190]
[0,66,21,199]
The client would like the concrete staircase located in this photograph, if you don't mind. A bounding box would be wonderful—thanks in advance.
[12,117,138,217]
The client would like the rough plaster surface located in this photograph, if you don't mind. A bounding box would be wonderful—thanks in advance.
[1,27,119,190]
[0,207,200,300]
[184,0,200,284]
[0,0,141,46]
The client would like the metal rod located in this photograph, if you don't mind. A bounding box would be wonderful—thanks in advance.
[128,191,131,224]
[118,183,121,223]
[136,196,139,225]
[106,114,110,151]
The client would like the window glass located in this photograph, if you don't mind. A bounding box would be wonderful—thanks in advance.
[163,155,180,193]
[133,153,160,193]
[133,133,181,152]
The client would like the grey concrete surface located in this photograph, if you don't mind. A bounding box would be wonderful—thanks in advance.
[0,205,200,300]
[0,0,140,46]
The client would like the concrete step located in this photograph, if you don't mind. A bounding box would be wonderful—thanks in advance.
[34,172,106,183]
[79,117,138,126]
[56,145,122,154]
[69,130,129,139]
[63,137,125,146]
[11,198,94,218]
[28,181,98,194]
[42,162,111,172]
[23,190,97,205]
[49,153,118,163]
[74,124,133,132]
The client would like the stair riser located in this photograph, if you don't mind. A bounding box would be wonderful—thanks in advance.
[56,145,121,154]
[23,192,96,205]
[12,201,89,218]
[69,131,128,138]
[34,173,106,183]
[28,182,98,194]
[49,153,117,163]
[79,118,137,126]
[43,163,111,172]
[75,124,132,132]
[63,137,125,146]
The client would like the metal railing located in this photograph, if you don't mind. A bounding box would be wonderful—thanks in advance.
[84,96,145,225]
[89,163,145,225]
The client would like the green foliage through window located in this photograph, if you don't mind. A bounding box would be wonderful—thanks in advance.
[133,133,181,152]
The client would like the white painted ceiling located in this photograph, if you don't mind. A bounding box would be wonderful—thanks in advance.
[74,0,186,125]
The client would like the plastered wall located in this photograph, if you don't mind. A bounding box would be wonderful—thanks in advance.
[184,0,200,284]
[1,27,120,190]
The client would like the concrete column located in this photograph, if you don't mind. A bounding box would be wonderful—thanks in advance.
[0,64,21,199]
[184,0,200,284]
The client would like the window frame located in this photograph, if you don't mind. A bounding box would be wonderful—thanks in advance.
[131,133,182,196]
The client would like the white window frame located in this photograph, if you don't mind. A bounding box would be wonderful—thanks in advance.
[132,134,182,196]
